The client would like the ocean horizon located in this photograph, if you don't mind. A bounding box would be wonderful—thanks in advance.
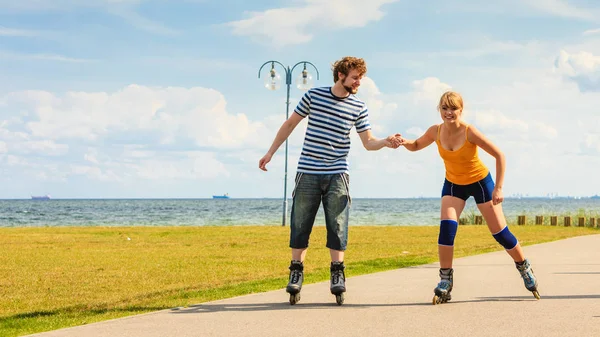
[1,197,599,228]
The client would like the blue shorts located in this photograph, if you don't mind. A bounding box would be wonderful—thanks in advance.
[441,172,494,204]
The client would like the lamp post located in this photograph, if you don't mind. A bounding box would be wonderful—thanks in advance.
[258,60,320,227]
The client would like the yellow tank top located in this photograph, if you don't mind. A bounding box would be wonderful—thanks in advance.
[435,124,489,185]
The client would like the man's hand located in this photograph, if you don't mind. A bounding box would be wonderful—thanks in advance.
[385,133,404,148]
[258,153,273,171]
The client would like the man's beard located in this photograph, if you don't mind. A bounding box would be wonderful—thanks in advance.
[343,84,358,94]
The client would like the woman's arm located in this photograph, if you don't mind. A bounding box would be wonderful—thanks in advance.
[402,125,437,152]
[468,126,506,204]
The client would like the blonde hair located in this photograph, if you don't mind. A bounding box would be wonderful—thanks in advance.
[332,56,367,83]
[438,91,464,110]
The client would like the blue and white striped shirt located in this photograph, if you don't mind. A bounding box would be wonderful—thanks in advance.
[294,87,371,174]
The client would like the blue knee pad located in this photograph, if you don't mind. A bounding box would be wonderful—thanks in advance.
[492,226,518,250]
[438,220,458,246]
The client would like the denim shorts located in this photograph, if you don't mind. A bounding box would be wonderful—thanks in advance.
[289,172,351,251]
[441,172,494,204]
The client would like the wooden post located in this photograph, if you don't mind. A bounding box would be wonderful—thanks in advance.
[597,218,600,229]
[475,215,483,225]
[578,217,585,227]
[459,218,466,225]
[590,218,596,228]
[535,216,544,225]
[517,215,526,225]
[550,216,557,226]
[564,216,571,227]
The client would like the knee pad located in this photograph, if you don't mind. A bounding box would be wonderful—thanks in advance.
[492,226,518,250]
[438,220,458,246]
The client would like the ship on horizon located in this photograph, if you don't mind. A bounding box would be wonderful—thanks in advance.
[31,195,51,200]
[212,193,230,199]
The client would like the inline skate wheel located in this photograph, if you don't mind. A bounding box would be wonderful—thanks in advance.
[335,293,344,306]
[289,293,301,305]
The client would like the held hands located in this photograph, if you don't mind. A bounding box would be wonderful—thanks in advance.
[386,133,405,149]
[258,153,273,171]
[492,187,504,205]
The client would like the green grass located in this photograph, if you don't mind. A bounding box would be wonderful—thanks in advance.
[0,225,597,336]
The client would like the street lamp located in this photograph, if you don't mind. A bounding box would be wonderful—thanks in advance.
[258,60,320,227]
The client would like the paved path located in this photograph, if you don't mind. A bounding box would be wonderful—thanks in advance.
[29,234,600,337]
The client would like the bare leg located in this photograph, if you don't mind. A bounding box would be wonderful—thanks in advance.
[477,201,525,262]
[330,249,344,262]
[292,248,308,262]
[439,196,466,268]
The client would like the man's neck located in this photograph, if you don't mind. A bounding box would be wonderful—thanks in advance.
[331,83,350,99]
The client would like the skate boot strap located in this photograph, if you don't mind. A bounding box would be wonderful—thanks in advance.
[330,262,345,272]
[439,268,453,280]
[289,261,304,271]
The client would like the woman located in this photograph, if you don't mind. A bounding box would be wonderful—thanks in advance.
[399,91,539,304]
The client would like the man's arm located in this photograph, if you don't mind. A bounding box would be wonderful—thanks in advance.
[358,130,400,151]
[259,112,304,171]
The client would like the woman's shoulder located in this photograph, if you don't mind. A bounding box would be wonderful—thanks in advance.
[465,123,485,143]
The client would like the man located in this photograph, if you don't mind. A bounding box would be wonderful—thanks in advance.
[258,56,401,305]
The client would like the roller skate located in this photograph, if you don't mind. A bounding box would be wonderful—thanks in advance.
[432,268,453,305]
[516,259,540,300]
[330,261,346,305]
[286,260,303,305]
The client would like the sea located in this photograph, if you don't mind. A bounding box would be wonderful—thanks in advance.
[0,198,599,228]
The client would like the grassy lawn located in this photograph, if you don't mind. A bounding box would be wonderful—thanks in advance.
[0,225,597,336]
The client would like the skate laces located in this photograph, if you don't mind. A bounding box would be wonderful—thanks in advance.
[516,261,535,285]
[330,262,345,285]
[290,270,302,284]
[437,279,451,291]
[331,270,344,285]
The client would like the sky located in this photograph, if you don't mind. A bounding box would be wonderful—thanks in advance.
[1,0,600,199]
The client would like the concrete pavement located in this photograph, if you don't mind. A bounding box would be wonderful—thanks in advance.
[29,234,600,337]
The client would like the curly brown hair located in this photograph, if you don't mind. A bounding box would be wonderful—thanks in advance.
[332,56,367,83]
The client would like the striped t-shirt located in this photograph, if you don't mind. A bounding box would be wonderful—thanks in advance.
[294,86,371,174]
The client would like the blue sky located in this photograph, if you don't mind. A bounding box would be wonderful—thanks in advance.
[1,0,600,199]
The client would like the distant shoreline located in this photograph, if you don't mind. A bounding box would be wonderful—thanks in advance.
[2,196,599,200]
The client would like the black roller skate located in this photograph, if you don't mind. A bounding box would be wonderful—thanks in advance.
[330,261,346,305]
[516,259,540,299]
[286,260,303,305]
[432,268,453,305]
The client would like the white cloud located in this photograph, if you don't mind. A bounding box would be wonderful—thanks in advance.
[0,51,94,63]
[0,0,143,11]
[2,85,264,149]
[583,28,600,35]
[579,134,600,154]
[554,50,600,91]
[0,0,177,35]
[0,85,270,188]
[474,110,529,135]
[107,7,180,36]
[225,0,398,46]
[410,77,452,106]
[523,0,597,20]
[0,26,39,37]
